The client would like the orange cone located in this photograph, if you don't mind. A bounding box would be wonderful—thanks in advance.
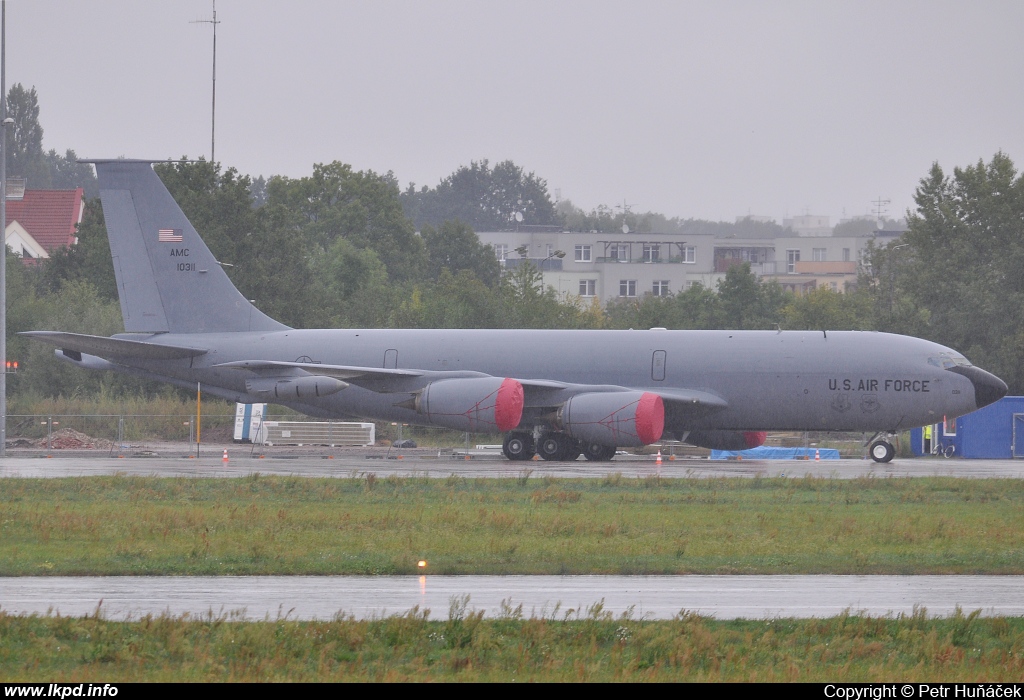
[222,449,228,463]
[655,450,662,466]
[815,449,820,462]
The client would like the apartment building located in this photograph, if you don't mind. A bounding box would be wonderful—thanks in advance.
[476,229,719,305]
[477,228,894,302]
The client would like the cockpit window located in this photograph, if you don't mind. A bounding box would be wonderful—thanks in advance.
[929,354,972,368]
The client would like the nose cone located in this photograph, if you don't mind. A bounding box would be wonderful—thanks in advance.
[948,365,1009,409]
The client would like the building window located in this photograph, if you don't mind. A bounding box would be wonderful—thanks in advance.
[643,244,660,262]
[579,279,596,297]
[682,246,696,263]
[812,248,827,262]
[493,244,508,262]
[842,248,850,262]
[610,244,629,262]
[652,280,670,296]
[787,249,800,273]
[574,244,592,262]
[619,280,637,297]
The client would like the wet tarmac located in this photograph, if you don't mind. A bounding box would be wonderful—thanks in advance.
[3,450,1022,622]
[2,452,1024,479]
[2,575,1022,621]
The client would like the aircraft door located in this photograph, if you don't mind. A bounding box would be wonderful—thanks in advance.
[1013,414,1024,458]
[384,349,398,369]
[651,350,666,381]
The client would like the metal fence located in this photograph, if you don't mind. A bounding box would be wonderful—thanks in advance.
[4,413,501,452]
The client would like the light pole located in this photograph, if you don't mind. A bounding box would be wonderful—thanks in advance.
[0,0,9,457]
[540,249,565,272]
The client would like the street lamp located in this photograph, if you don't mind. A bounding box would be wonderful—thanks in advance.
[540,249,565,272]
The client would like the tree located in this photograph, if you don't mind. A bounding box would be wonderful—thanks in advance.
[308,237,393,328]
[5,84,49,187]
[716,263,787,329]
[155,159,256,266]
[267,162,424,282]
[421,220,501,287]
[890,152,1024,392]
[782,286,871,330]
[41,199,117,302]
[496,261,597,329]
[402,159,557,231]
[45,149,98,198]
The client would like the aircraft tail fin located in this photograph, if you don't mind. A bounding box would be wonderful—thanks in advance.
[91,160,289,334]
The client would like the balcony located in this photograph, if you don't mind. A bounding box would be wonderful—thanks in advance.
[595,256,691,264]
[502,257,564,272]
[793,261,857,275]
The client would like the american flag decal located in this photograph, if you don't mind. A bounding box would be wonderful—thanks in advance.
[158,228,183,242]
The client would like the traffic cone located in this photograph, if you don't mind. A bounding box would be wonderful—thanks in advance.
[815,449,820,462]
[655,450,662,466]
[222,449,228,463]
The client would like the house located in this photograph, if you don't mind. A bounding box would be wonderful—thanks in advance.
[4,180,85,262]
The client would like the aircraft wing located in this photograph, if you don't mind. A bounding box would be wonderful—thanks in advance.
[517,378,726,412]
[213,359,425,380]
[20,331,208,360]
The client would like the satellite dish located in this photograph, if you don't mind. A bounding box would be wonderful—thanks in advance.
[622,224,630,234]
[515,212,524,222]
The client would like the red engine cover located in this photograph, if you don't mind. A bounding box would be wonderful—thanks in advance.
[744,431,768,449]
[560,391,665,447]
[417,377,524,433]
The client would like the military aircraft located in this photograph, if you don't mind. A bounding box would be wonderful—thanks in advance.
[23,160,1008,463]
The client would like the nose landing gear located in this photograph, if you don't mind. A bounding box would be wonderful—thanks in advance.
[869,438,896,463]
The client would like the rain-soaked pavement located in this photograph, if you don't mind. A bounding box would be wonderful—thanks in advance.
[3,448,1022,621]
[3,575,1023,621]
[2,449,1024,479]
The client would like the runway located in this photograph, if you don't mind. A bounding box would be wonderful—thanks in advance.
[2,575,1022,621]
[3,453,1024,479]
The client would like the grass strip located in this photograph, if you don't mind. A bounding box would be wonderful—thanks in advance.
[1,606,1023,681]
[1,473,1024,575]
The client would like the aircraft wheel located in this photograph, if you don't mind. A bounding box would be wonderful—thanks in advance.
[583,442,616,462]
[503,433,535,461]
[538,433,571,461]
[870,440,895,463]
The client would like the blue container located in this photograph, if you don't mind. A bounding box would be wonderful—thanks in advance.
[909,396,1024,458]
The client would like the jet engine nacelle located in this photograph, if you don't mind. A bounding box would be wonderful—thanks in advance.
[683,430,767,451]
[409,377,524,433]
[557,391,664,447]
[246,375,348,399]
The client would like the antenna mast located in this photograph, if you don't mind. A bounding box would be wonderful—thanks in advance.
[191,1,220,162]
[872,196,891,227]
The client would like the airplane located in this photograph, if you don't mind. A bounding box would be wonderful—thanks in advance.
[22,160,1008,463]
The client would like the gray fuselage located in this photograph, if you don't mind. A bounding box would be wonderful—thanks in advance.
[115,327,989,436]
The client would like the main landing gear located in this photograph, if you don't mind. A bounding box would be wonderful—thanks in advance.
[502,431,617,462]
[502,432,535,461]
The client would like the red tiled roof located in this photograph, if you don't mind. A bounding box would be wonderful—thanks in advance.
[6,188,85,253]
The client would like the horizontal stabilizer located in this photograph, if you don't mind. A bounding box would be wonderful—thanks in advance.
[21,331,207,360]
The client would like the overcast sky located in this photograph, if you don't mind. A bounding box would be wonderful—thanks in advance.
[7,1,1023,224]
